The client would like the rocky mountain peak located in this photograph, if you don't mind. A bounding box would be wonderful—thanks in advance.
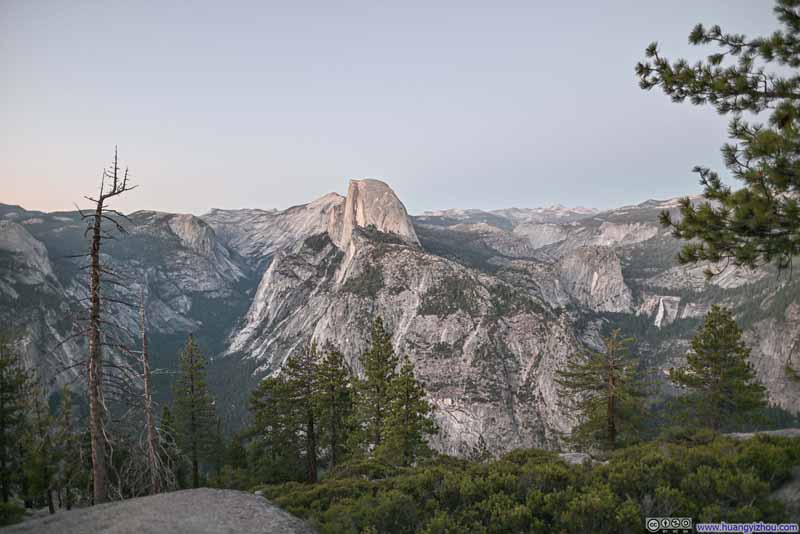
[167,213,219,257]
[0,220,56,287]
[309,192,345,208]
[328,178,419,251]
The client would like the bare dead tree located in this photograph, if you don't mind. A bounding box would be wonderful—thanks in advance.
[139,285,161,494]
[79,148,136,504]
[99,279,180,499]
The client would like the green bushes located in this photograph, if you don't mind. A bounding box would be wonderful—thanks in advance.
[0,502,24,526]
[342,263,385,297]
[418,276,480,317]
[326,458,399,481]
[488,284,544,317]
[260,436,799,534]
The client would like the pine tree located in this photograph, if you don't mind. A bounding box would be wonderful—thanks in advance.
[282,343,320,483]
[226,434,247,471]
[555,330,646,450]
[637,2,800,276]
[354,317,399,453]
[247,376,304,483]
[0,333,31,503]
[22,377,55,513]
[671,306,767,432]
[210,418,226,477]
[172,335,217,488]
[314,344,354,468]
[55,386,81,510]
[376,357,437,466]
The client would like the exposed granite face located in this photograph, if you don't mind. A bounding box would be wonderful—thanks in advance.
[745,303,800,413]
[228,229,580,455]
[202,192,345,267]
[0,220,56,286]
[637,295,687,328]
[329,178,419,249]
[130,211,246,295]
[415,196,800,418]
[557,246,632,313]
[513,223,570,250]
[224,181,580,455]
[0,220,80,387]
[2,185,800,459]
[0,208,253,393]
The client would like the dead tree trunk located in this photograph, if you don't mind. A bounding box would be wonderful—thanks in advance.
[87,195,108,503]
[81,148,136,504]
[140,287,161,494]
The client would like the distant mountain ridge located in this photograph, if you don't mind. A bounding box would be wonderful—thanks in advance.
[1,183,797,455]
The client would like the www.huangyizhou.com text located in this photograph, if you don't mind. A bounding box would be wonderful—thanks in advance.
[695,522,799,533]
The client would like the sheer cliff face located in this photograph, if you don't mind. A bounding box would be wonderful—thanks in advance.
[0,221,56,285]
[229,178,430,360]
[2,185,799,457]
[557,246,632,313]
[0,220,81,387]
[328,179,419,251]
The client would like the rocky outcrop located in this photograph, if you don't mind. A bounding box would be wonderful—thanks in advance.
[3,488,316,534]
[594,221,659,247]
[130,211,246,296]
[745,303,800,413]
[637,295,685,328]
[557,246,632,313]
[726,428,800,440]
[203,192,345,266]
[648,262,766,291]
[0,221,56,286]
[328,178,419,251]
[166,213,220,257]
[513,223,570,250]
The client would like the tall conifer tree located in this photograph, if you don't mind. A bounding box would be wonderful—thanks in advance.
[376,357,437,466]
[282,343,320,483]
[637,2,800,276]
[314,344,354,468]
[354,317,398,452]
[556,330,646,450]
[671,306,767,431]
[247,377,304,483]
[0,333,30,503]
[22,377,55,513]
[55,386,81,510]
[173,335,217,488]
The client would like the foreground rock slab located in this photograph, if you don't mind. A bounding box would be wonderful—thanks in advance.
[2,488,316,534]
[726,428,800,440]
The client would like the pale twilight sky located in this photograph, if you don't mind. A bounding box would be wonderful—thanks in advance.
[0,1,778,215]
